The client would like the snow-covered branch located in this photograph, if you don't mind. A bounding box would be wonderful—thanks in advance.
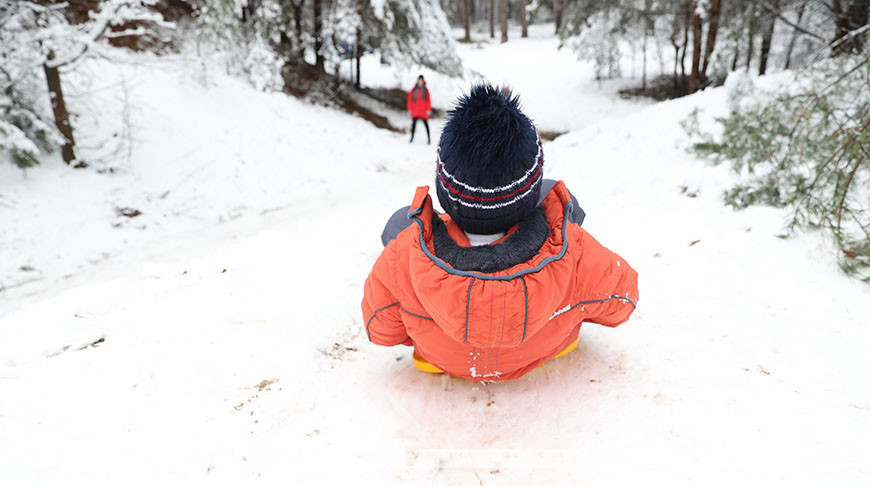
[47,0,172,68]
[0,0,169,167]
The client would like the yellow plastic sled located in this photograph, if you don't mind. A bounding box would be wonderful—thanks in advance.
[412,350,445,373]
[552,337,579,359]
[412,337,580,374]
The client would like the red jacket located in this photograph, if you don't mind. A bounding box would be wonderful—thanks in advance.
[407,86,432,119]
[361,181,639,381]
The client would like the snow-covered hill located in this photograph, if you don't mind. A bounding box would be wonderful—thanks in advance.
[1,25,869,485]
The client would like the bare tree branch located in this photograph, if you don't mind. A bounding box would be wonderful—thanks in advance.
[761,1,827,42]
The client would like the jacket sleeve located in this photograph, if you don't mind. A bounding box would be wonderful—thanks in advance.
[362,244,413,346]
[575,230,639,327]
[426,89,432,112]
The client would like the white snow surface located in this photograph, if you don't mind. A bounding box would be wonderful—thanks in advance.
[2,25,870,485]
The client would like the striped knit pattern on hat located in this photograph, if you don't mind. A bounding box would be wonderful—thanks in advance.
[435,84,544,235]
[436,131,543,211]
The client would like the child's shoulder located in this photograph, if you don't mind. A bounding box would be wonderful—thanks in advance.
[380,205,416,247]
[538,179,585,227]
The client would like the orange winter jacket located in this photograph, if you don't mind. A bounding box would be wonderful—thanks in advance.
[361,180,638,381]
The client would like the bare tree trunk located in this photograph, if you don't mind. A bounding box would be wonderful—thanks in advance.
[313,0,324,71]
[731,40,740,71]
[783,2,806,69]
[500,0,508,43]
[279,30,293,64]
[463,0,472,41]
[331,32,341,89]
[700,0,721,83]
[688,4,702,94]
[832,0,846,53]
[759,0,779,75]
[642,19,649,90]
[670,16,681,88]
[521,0,529,37]
[490,0,495,38]
[655,19,666,75]
[849,0,870,41]
[292,0,306,62]
[554,0,562,33]
[640,0,652,90]
[680,2,690,79]
[43,51,76,165]
[355,27,362,88]
[746,2,757,70]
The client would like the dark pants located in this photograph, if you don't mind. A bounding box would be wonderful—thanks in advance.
[411,117,430,143]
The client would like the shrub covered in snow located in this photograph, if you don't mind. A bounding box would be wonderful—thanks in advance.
[1,1,68,168]
[189,0,461,94]
[370,0,462,77]
[563,10,624,80]
[685,56,870,280]
[0,0,168,168]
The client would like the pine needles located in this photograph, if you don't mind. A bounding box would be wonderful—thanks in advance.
[684,53,870,280]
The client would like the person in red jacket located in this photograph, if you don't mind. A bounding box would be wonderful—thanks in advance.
[407,75,432,144]
[363,84,639,381]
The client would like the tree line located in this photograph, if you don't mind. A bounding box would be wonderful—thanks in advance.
[557,0,869,94]
[1,0,461,168]
[440,0,543,42]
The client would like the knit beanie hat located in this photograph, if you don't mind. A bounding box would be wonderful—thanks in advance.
[436,84,544,235]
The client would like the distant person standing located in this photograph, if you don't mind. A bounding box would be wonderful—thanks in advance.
[407,75,432,144]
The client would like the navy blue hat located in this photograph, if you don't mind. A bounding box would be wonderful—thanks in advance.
[436,84,544,235]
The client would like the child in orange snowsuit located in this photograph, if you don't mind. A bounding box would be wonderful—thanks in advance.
[362,84,638,381]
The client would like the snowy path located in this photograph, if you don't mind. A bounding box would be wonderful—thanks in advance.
[2,27,870,485]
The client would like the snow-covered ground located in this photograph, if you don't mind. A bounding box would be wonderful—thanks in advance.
[2,25,870,485]
[359,24,650,133]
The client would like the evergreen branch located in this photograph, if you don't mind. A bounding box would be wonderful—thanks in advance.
[850,212,870,243]
[835,156,863,239]
[820,55,870,95]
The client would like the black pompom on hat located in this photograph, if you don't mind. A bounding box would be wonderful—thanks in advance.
[436,84,543,235]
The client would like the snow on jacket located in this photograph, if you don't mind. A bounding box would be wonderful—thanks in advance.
[361,180,639,381]
[407,86,432,119]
